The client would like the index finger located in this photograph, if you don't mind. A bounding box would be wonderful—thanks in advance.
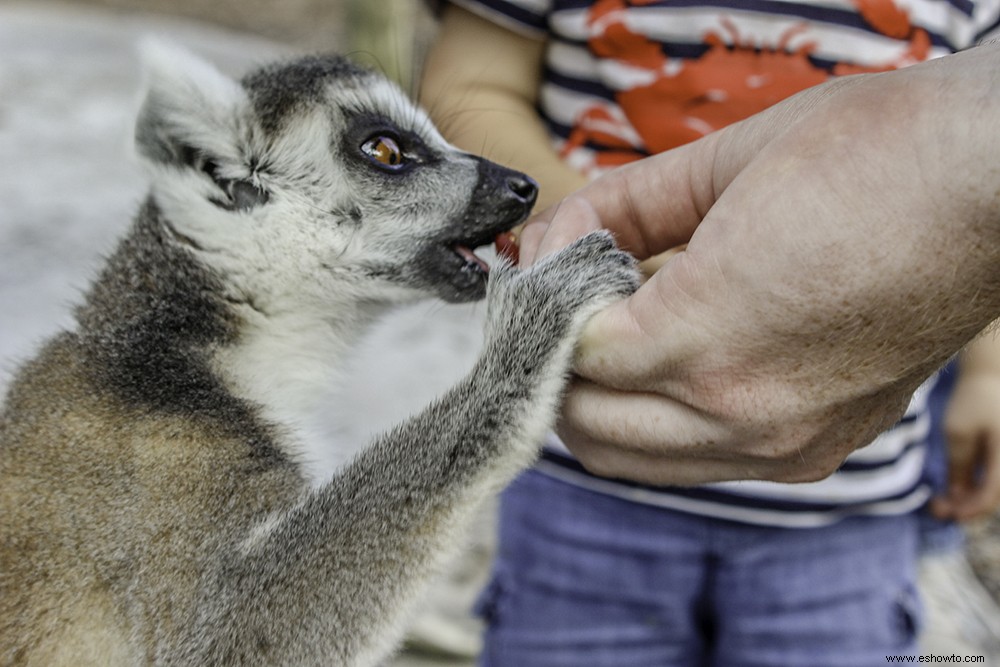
[519,196,602,267]
[521,130,727,267]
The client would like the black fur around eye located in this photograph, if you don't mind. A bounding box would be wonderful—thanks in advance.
[361,135,406,171]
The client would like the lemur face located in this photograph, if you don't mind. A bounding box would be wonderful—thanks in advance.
[316,87,537,303]
[134,45,537,312]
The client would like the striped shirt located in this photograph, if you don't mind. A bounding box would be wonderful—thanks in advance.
[453,0,1000,176]
[449,0,999,527]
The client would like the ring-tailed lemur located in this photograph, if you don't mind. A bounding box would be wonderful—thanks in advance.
[0,44,639,666]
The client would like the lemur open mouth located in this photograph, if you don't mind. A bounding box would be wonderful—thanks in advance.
[423,165,536,302]
[451,243,491,273]
[447,230,521,277]
[420,225,520,303]
[451,231,520,273]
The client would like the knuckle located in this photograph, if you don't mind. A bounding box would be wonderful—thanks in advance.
[741,432,847,484]
[577,454,618,480]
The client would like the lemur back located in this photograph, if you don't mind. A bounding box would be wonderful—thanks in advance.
[0,45,639,666]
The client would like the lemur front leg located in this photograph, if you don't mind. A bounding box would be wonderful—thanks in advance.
[180,232,639,667]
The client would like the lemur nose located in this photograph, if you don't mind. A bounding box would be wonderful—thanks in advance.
[506,175,539,206]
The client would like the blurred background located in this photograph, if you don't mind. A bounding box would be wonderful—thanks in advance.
[66,0,438,88]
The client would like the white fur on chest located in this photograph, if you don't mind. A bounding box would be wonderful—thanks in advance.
[214,304,376,487]
[216,301,486,488]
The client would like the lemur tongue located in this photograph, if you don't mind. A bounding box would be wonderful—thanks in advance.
[454,244,490,273]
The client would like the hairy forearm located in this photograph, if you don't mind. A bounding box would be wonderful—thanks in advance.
[527,42,1000,484]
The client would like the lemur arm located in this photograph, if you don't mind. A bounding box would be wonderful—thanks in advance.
[177,235,638,667]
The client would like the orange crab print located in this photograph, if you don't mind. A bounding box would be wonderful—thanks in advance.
[562,0,932,171]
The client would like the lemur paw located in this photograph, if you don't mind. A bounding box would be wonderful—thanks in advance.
[486,230,640,346]
[531,230,640,309]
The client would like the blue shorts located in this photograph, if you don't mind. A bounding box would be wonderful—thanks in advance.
[477,470,921,667]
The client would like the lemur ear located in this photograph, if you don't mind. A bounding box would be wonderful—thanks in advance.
[135,39,250,167]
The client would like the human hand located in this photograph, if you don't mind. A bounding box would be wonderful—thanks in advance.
[519,44,1000,485]
[931,371,1000,521]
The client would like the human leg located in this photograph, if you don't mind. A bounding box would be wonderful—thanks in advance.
[478,470,710,667]
[709,513,921,667]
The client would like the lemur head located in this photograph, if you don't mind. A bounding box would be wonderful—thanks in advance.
[134,43,537,309]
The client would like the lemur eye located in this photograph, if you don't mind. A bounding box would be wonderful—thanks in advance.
[361,135,405,170]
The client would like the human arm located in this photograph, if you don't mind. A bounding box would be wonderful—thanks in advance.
[931,326,1000,521]
[419,4,588,211]
[519,43,1000,485]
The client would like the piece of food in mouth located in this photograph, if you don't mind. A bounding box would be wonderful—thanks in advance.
[493,231,520,265]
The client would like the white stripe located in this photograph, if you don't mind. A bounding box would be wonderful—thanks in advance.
[548,4,963,66]
[973,1,1000,42]
[547,40,600,80]
[542,374,934,507]
[847,412,930,464]
[549,42,685,93]
[541,432,928,508]
[539,82,608,127]
[549,7,590,41]
[562,143,602,175]
[709,438,927,504]
[902,0,1000,47]
[504,0,551,13]
[899,0,965,35]
[802,22,952,65]
[535,459,933,528]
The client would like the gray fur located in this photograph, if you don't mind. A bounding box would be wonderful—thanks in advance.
[0,47,639,666]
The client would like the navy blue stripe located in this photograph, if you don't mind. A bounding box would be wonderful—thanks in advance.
[666,478,926,513]
[945,0,976,17]
[657,478,924,513]
[544,117,572,140]
[824,439,923,473]
[546,4,959,52]
[460,0,548,30]
[543,67,616,100]
[549,32,588,49]
[550,32,712,60]
[556,0,974,25]
[540,449,925,513]
[552,0,879,32]
[553,0,598,9]
[915,28,962,52]
[542,117,653,157]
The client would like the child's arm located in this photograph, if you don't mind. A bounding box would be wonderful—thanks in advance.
[420,4,587,212]
[934,326,1000,520]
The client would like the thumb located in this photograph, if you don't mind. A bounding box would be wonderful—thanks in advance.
[520,130,732,267]
[576,134,724,258]
[573,252,706,391]
[525,73,861,264]
[518,196,603,267]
